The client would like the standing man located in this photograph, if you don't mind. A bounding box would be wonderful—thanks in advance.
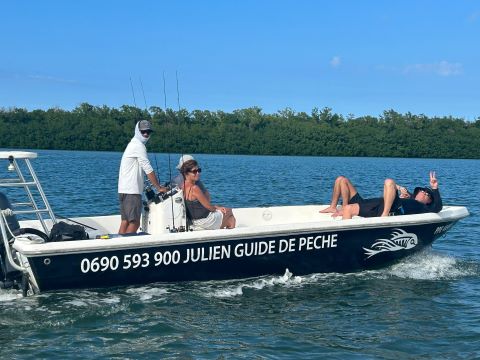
[118,120,166,234]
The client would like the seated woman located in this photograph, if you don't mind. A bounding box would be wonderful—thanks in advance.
[180,159,236,230]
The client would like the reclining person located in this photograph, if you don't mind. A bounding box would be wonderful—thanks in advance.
[320,171,442,220]
[181,159,236,229]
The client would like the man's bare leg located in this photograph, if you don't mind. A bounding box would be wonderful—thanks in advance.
[118,220,128,234]
[342,203,360,220]
[332,208,343,218]
[321,176,359,213]
[320,176,344,213]
[119,220,140,234]
[380,178,397,217]
[125,220,140,233]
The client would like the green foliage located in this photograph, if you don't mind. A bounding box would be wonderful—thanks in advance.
[0,105,478,159]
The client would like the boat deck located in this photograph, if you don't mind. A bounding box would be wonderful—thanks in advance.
[13,205,469,256]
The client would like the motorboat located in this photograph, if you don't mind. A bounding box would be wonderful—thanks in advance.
[0,151,469,296]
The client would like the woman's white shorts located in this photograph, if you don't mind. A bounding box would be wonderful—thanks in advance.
[192,210,223,230]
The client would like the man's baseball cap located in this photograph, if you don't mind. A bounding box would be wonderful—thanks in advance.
[138,120,153,132]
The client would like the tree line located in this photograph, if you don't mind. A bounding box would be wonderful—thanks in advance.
[1,103,479,159]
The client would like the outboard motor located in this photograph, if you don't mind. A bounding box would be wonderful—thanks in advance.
[143,188,187,234]
[0,192,22,288]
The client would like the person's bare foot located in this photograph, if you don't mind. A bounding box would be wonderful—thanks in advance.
[320,206,337,213]
[332,209,343,218]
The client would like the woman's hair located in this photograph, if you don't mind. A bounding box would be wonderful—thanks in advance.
[180,159,198,177]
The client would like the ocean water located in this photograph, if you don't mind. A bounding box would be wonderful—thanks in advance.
[1,149,479,359]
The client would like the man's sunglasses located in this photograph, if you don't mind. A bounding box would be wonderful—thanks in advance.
[141,130,153,135]
[420,190,431,198]
[189,168,202,174]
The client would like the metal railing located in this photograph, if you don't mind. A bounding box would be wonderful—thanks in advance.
[0,156,56,233]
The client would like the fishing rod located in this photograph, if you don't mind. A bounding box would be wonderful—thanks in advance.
[176,70,181,112]
[174,70,189,231]
[140,75,157,175]
[175,69,185,169]
[129,77,137,107]
[167,154,176,231]
[162,72,179,231]
[163,71,167,110]
[54,213,97,230]
[162,70,175,186]
[154,156,161,185]
[136,77,173,233]
[139,77,161,185]
[139,76,148,112]
[175,70,185,183]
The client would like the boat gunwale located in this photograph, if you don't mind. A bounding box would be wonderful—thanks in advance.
[13,205,469,257]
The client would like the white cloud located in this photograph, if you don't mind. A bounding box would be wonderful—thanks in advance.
[403,61,463,77]
[330,56,341,68]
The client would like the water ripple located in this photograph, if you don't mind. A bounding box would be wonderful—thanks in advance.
[1,150,479,358]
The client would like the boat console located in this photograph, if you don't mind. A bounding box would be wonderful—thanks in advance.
[142,186,188,234]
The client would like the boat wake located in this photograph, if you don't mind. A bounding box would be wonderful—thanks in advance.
[0,288,24,302]
[126,286,169,301]
[199,249,479,298]
[384,249,478,280]
[202,269,303,298]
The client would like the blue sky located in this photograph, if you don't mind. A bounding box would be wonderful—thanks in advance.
[1,0,479,120]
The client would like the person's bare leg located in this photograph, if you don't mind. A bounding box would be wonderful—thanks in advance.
[125,220,140,234]
[221,208,236,229]
[321,176,358,213]
[342,203,360,220]
[381,178,397,217]
[320,176,343,213]
[341,176,358,204]
[226,209,236,228]
[332,208,344,217]
[118,220,129,234]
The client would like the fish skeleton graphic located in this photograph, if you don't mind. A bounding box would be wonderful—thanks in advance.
[363,228,418,259]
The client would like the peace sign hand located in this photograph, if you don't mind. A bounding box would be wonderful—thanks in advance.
[429,171,438,189]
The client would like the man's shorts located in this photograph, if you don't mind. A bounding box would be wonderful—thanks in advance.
[349,193,364,205]
[355,193,402,218]
[119,193,142,222]
[358,197,385,218]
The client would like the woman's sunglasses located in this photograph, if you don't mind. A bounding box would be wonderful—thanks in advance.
[189,168,202,174]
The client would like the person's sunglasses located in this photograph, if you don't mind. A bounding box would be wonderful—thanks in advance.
[141,130,152,135]
[421,190,431,198]
[189,168,202,174]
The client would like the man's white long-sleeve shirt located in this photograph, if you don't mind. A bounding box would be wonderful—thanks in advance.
[118,137,154,194]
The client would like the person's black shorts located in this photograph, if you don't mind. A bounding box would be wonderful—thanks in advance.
[358,198,384,217]
[357,194,402,218]
[350,192,384,217]
[350,192,382,217]
[349,193,364,204]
